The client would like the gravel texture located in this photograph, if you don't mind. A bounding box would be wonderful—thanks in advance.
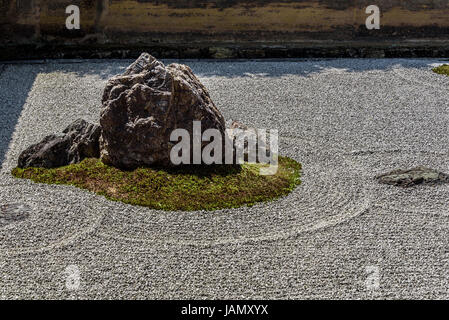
[0,58,448,299]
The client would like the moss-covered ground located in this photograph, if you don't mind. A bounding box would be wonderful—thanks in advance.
[432,64,449,76]
[12,157,301,211]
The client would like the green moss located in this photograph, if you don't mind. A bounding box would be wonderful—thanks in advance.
[432,64,449,76]
[12,157,301,211]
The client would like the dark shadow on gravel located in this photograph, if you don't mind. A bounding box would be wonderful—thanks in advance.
[0,58,444,169]
[0,61,126,170]
[38,60,128,80]
[0,65,37,169]
[187,58,446,78]
[17,58,445,80]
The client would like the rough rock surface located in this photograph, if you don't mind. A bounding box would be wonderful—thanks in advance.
[18,119,100,168]
[100,53,226,168]
[376,166,449,187]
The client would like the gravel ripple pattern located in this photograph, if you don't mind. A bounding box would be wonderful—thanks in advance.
[0,58,448,299]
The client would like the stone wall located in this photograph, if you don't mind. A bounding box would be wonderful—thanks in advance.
[1,0,448,59]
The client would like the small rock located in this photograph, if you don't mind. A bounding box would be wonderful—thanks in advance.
[18,119,101,168]
[375,166,449,187]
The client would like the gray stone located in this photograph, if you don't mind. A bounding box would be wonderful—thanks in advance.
[17,119,101,168]
[99,53,227,168]
[376,166,449,187]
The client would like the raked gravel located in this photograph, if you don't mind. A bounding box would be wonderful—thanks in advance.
[0,58,448,299]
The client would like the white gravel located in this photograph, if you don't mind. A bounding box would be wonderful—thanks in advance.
[0,58,448,299]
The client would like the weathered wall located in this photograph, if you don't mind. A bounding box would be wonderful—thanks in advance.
[1,0,448,59]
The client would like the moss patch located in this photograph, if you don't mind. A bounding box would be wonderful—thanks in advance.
[12,157,301,211]
[432,64,449,76]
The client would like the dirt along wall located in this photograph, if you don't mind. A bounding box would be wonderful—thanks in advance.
[1,0,448,59]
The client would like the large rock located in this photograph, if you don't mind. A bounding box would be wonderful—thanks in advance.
[18,119,101,168]
[99,53,227,168]
[376,166,449,187]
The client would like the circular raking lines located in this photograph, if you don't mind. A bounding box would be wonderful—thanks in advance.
[93,143,449,246]
[93,138,376,247]
[1,127,448,253]
[0,138,376,254]
[0,178,107,257]
[1,58,448,256]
